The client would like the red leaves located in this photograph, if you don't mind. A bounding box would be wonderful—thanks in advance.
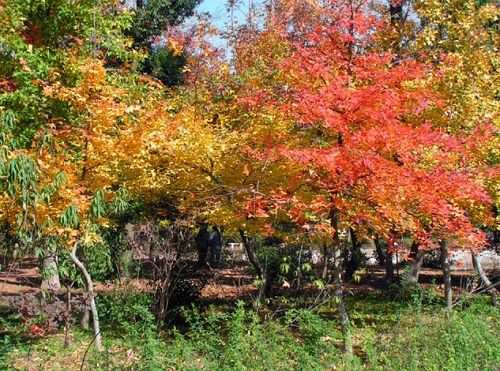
[234,0,496,250]
[0,78,17,92]
[243,194,270,219]
[28,323,46,338]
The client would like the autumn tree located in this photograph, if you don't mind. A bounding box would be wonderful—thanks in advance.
[225,0,496,350]
[0,0,146,349]
[414,0,499,306]
[0,0,137,289]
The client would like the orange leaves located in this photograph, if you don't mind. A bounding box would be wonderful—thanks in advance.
[9,56,143,246]
[242,164,251,177]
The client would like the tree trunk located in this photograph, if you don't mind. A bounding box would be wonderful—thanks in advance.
[239,229,262,278]
[195,225,210,269]
[330,208,353,357]
[41,253,61,291]
[385,251,395,284]
[333,249,352,357]
[375,238,394,283]
[322,244,330,281]
[390,0,403,25]
[345,229,362,282]
[407,249,426,284]
[64,286,71,348]
[239,230,268,305]
[80,305,90,330]
[471,251,497,306]
[152,252,177,327]
[70,243,103,351]
[374,238,386,265]
[440,240,452,311]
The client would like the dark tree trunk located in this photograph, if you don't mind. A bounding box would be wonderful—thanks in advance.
[208,226,223,267]
[344,228,362,282]
[385,251,395,284]
[263,267,276,298]
[440,240,452,311]
[374,238,386,265]
[195,225,210,269]
[390,0,403,25]
[240,229,270,304]
[152,249,178,326]
[389,1,404,64]
[375,238,394,283]
[239,229,262,278]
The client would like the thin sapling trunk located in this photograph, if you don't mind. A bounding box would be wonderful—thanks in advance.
[440,240,452,311]
[64,285,71,348]
[471,251,497,306]
[70,242,103,351]
[330,208,353,357]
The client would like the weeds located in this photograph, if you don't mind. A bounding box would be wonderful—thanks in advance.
[3,293,499,370]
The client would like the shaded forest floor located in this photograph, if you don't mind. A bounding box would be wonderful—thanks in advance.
[0,257,490,298]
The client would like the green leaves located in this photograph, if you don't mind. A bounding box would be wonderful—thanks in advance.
[128,0,201,46]
[108,187,131,216]
[90,189,106,220]
[39,171,66,203]
[59,204,79,228]
[4,155,38,200]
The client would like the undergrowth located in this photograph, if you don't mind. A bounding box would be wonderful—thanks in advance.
[2,291,499,371]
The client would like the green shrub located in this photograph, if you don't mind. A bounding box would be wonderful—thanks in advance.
[58,242,115,286]
[3,292,499,371]
[163,303,342,370]
[385,280,442,309]
[96,290,156,338]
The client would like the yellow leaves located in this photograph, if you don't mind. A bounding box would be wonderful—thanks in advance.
[168,38,184,56]
[125,105,141,114]
[81,227,102,246]
[415,0,499,141]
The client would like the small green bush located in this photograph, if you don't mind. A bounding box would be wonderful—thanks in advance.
[96,290,156,337]
[162,302,342,370]
[95,290,168,371]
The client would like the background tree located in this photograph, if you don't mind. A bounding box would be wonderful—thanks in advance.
[125,0,202,85]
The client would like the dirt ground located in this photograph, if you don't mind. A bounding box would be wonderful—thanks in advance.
[0,257,491,301]
[0,258,258,300]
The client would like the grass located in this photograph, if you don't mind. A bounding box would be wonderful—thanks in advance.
[2,290,499,370]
